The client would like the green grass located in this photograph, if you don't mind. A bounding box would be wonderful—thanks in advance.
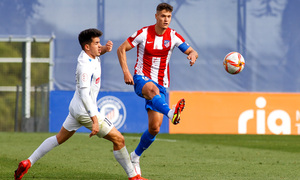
[1,132,300,180]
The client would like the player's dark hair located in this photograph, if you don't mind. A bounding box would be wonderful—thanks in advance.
[156,3,173,12]
[78,28,103,50]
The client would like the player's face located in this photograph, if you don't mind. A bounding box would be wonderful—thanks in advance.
[155,10,172,29]
[85,37,101,59]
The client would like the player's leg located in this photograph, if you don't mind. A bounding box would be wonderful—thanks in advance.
[81,115,146,179]
[139,77,185,124]
[101,120,147,179]
[103,127,136,177]
[133,110,163,155]
[142,81,171,115]
[28,113,78,165]
[29,127,75,165]
[130,110,163,175]
[14,113,78,180]
[148,110,164,135]
[143,82,186,125]
[14,127,75,180]
[103,126,125,150]
[133,75,171,117]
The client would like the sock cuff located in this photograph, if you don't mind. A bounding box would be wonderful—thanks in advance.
[144,129,156,140]
[113,146,126,155]
[51,135,59,147]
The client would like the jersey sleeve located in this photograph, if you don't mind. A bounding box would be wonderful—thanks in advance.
[127,28,146,48]
[76,62,98,117]
[77,66,92,88]
[174,31,190,53]
[79,87,98,117]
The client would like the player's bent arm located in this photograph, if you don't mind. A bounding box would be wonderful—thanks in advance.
[117,40,133,74]
[184,47,198,66]
[100,40,113,55]
[117,40,135,85]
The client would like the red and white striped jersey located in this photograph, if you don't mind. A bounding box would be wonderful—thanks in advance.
[127,24,186,87]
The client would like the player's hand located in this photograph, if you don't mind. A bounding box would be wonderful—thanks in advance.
[186,48,198,66]
[89,116,99,137]
[105,40,113,52]
[187,52,197,66]
[124,71,134,85]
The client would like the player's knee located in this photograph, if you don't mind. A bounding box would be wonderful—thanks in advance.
[143,83,159,99]
[149,126,160,136]
[150,87,160,98]
[114,134,125,147]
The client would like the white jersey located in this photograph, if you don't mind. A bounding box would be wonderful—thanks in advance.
[69,50,101,118]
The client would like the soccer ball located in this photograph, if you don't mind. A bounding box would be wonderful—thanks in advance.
[223,52,245,74]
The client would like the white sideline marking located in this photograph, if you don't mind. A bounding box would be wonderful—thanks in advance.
[124,136,177,143]
[75,133,177,143]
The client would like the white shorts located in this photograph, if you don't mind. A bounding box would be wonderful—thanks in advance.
[63,113,114,138]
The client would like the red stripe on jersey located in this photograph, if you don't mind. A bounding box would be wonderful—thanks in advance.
[158,28,171,86]
[127,28,144,48]
[175,31,185,43]
[128,24,185,87]
[144,25,171,86]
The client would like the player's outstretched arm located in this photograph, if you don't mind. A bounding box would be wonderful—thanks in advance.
[185,47,198,66]
[117,40,134,85]
[100,40,113,55]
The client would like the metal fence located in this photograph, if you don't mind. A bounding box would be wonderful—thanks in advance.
[0,38,53,132]
[0,84,49,132]
[15,84,49,132]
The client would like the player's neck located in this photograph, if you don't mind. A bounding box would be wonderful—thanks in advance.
[84,50,96,59]
[155,25,167,35]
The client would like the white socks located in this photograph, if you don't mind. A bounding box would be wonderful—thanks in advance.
[28,135,59,166]
[113,146,137,178]
[130,151,140,162]
[27,137,136,178]
[167,109,174,119]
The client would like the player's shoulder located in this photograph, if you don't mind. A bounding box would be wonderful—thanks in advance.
[141,24,153,30]
[168,27,185,40]
[134,25,149,36]
[135,24,155,34]
[77,51,94,67]
[78,50,90,61]
[129,25,150,40]
[167,27,178,34]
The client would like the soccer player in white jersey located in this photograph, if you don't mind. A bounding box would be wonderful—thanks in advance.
[14,28,147,180]
[117,3,198,176]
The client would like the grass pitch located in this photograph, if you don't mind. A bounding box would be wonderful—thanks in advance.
[1,132,300,180]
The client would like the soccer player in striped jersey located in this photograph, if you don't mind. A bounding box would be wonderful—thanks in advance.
[117,2,198,176]
[14,29,147,180]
